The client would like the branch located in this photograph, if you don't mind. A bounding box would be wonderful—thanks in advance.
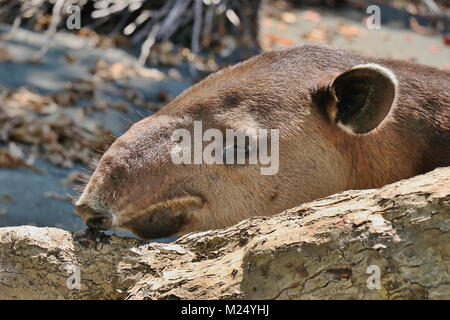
[1,167,449,299]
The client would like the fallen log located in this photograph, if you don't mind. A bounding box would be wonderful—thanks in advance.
[0,167,449,299]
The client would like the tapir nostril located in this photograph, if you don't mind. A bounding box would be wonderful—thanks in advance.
[75,204,113,230]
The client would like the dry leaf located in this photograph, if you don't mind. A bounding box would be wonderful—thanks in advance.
[265,33,293,47]
[409,17,436,36]
[65,53,76,64]
[336,24,363,41]
[6,87,58,114]
[302,10,321,23]
[4,110,112,168]
[0,194,13,203]
[261,18,274,28]
[135,66,165,80]
[444,35,450,46]
[405,34,414,43]
[92,59,165,81]
[280,12,296,24]
[302,26,332,43]
[0,46,12,62]
[277,22,287,31]
[0,144,40,172]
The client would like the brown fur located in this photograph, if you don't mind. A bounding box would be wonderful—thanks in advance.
[76,44,450,239]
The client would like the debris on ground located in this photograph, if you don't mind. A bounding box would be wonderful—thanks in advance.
[0,143,40,172]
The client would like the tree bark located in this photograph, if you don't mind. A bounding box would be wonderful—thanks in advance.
[1,167,449,299]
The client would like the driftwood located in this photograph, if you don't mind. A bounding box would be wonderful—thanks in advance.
[0,167,449,300]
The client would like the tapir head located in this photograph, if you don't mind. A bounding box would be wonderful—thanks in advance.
[76,45,397,239]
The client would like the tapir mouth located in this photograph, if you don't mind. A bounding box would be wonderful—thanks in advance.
[117,195,204,239]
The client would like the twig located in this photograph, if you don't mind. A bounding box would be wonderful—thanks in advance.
[138,24,160,65]
[191,0,203,53]
[34,0,66,60]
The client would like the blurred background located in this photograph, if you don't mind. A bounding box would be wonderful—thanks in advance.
[0,0,448,238]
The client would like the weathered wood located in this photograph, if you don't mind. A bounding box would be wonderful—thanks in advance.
[0,167,449,299]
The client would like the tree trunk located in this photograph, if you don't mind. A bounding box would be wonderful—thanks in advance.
[1,167,449,299]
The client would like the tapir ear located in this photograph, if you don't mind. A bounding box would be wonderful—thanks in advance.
[322,63,398,134]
